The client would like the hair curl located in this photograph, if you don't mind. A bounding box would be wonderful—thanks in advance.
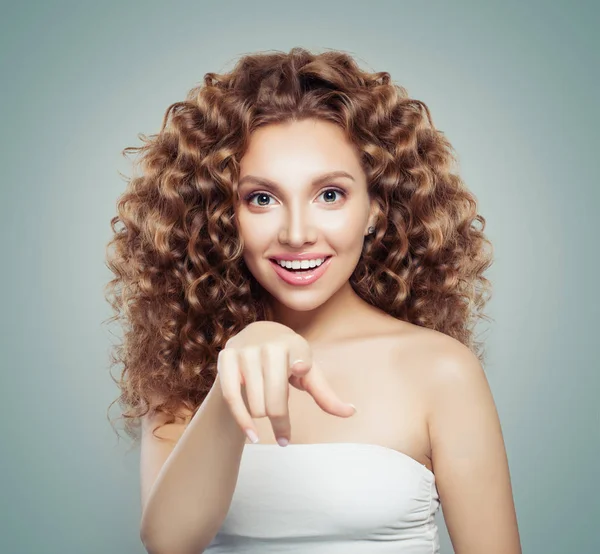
[104,47,493,447]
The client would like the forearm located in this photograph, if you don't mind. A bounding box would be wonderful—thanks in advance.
[140,376,247,554]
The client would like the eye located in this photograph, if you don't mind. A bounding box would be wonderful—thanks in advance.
[318,188,347,203]
[244,187,348,207]
[244,191,273,207]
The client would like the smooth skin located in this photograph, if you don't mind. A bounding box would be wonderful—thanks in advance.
[219,320,357,446]
[224,118,522,553]
[139,118,522,554]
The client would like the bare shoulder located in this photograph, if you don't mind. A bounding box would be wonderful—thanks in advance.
[400,327,522,553]
[399,325,495,427]
[373,319,467,381]
[384,321,481,384]
[386,323,496,445]
[390,320,468,357]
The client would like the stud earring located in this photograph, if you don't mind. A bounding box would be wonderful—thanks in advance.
[367,226,375,235]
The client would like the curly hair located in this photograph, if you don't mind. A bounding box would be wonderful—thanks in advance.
[104,47,494,447]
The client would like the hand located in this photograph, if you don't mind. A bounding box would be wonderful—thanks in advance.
[217,321,356,446]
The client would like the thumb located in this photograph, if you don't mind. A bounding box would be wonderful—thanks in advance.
[287,334,314,377]
[301,359,357,418]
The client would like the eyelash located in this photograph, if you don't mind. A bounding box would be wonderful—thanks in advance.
[243,187,348,207]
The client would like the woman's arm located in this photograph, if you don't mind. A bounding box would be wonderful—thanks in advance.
[140,375,247,554]
[427,340,522,554]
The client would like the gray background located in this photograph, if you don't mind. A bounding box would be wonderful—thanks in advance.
[1,1,598,552]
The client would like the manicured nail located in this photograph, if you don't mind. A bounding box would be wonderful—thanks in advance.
[246,429,260,443]
[348,403,357,413]
[277,437,289,447]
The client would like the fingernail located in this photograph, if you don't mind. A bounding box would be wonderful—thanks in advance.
[246,429,260,443]
[277,437,289,447]
[348,403,357,413]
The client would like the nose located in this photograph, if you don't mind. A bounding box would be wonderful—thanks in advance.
[277,204,317,247]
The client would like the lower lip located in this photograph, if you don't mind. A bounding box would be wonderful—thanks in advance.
[269,257,333,286]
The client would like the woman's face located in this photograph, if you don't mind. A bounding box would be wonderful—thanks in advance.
[235,118,376,313]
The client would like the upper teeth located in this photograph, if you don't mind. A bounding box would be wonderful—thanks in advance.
[276,257,327,269]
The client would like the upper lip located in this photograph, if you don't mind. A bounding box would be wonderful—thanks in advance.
[269,253,333,261]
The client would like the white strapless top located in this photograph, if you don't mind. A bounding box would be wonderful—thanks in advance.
[205,442,440,553]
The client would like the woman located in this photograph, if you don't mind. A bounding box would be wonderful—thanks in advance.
[105,47,522,553]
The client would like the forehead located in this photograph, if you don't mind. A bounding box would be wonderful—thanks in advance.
[239,119,363,175]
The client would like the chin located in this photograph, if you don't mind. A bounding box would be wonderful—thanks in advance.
[261,284,336,314]
[273,295,328,312]
[256,280,327,310]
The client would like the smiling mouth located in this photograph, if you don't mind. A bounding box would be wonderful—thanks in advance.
[269,256,332,273]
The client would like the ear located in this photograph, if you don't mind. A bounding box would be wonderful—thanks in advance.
[364,198,380,235]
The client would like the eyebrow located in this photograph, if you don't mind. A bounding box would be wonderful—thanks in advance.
[237,171,355,193]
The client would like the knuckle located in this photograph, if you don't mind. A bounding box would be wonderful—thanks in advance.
[250,407,267,418]
[262,342,288,358]
[266,407,288,419]
[240,346,262,362]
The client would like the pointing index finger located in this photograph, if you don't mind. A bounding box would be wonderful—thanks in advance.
[300,360,357,418]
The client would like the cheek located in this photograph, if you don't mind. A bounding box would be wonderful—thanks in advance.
[236,213,281,254]
[237,222,272,268]
[236,213,262,248]
[322,217,366,250]
[240,234,263,259]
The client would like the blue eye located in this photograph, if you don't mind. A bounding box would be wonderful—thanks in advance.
[244,187,347,207]
[319,189,345,203]
[245,192,272,206]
